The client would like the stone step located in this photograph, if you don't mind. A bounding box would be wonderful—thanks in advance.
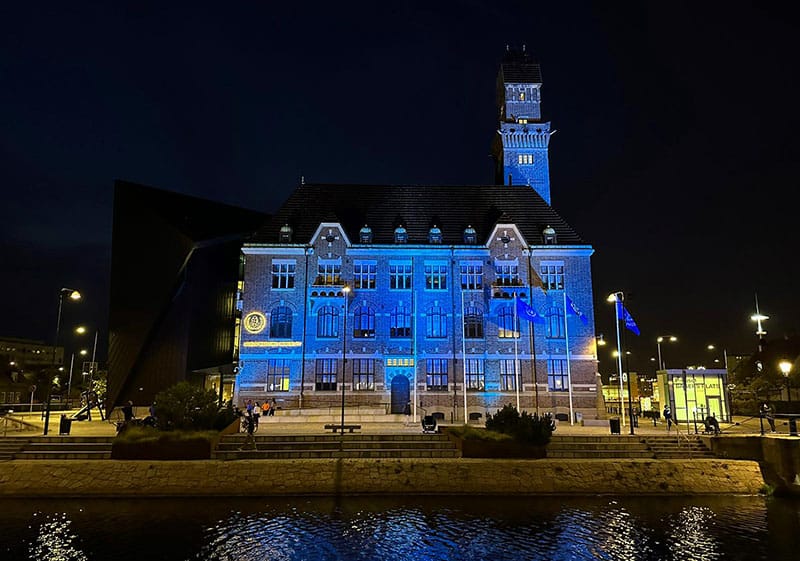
[217,440,456,451]
[548,450,654,459]
[253,415,407,424]
[213,449,461,460]
[14,451,113,460]
[221,433,452,443]
[548,442,650,451]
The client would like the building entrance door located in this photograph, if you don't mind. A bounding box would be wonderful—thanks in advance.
[390,375,410,414]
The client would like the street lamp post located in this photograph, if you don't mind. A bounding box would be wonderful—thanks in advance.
[750,294,768,352]
[656,335,677,370]
[607,292,631,432]
[44,287,81,436]
[340,285,351,437]
[779,360,792,403]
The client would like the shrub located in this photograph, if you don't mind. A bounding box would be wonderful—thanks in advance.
[152,382,238,431]
[485,404,556,446]
[445,424,512,442]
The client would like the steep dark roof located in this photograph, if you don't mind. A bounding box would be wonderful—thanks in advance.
[248,183,586,246]
[500,49,542,84]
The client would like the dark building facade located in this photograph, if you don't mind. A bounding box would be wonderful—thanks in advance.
[235,50,600,422]
[106,181,267,411]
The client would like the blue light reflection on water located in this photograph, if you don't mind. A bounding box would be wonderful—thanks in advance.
[0,495,794,561]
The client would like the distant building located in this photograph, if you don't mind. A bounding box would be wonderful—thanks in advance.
[0,336,61,406]
[236,49,599,422]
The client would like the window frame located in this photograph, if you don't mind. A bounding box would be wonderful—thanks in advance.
[426,358,449,391]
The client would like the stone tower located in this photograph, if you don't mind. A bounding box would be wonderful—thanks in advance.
[492,46,553,204]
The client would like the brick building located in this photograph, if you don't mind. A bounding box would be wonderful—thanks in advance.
[235,49,600,422]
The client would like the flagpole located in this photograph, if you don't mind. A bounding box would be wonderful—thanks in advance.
[562,292,574,425]
[513,293,520,412]
[613,297,626,427]
[461,289,468,423]
[411,259,417,424]
[529,258,541,415]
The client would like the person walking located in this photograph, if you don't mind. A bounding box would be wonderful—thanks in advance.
[269,398,277,416]
[663,405,673,432]
[761,402,776,433]
[240,411,256,450]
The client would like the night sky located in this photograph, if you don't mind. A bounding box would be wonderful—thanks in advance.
[2,1,798,374]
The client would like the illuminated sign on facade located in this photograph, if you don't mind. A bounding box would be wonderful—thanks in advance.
[243,311,267,334]
[386,358,415,367]
[242,341,302,348]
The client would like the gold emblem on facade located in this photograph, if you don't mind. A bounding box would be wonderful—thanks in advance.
[243,311,267,334]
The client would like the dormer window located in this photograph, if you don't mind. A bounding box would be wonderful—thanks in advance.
[279,224,293,243]
[463,225,477,244]
[394,225,408,244]
[359,224,373,243]
[428,225,442,244]
[543,225,557,245]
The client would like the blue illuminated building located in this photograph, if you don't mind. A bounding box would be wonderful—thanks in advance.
[236,49,598,422]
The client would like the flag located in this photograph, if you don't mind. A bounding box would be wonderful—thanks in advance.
[616,302,640,336]
[530,265,547,293]
[565,295,589,325]
[516,296,545,324]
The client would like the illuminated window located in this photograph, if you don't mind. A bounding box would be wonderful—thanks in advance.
[390,304,411,338]
[500,359,517,391]
[497,305,519,339]
[316,305,339,338]
[426,306,447,338]
[425,262,448,290]
[460,262,483,290]
[353,359,375,391]
[353,260,377,289]
[547,359,568,391]
[389,262,412,290]
[546,306,565,339]
[463,305,484,339]
[494,261,519,286]
[315,359,338,391]
[266,359,290,392]
[465,359,485,391]
[517,118,528,124]
[270,306,292,338]
[271,260,296,289]
[426,359,448,391]
[519,91,525,101]
[316,259,341,286]
[517,154,533,165]
[541,262,564,291]
[353,305,375,338]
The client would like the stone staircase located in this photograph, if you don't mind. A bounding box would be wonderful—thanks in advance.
[643,435,715,459]
[0,438,28,460]
[214,432,461,460]
[266,406,408,425]
[9,436,114,460]
[547,435,655,459]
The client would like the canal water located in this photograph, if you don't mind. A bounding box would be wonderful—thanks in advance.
[1,495,797,560]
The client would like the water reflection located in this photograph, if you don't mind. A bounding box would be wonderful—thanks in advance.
[1,495,795,561]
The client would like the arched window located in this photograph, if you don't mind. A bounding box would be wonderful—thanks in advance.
[353,305,375,338]
[546,306,565,339]
[497,305,519,339]
[426,306,447,339]
[270,306,292,338]
[390,305,411,338]
[316,305,339,338]
[463,305,484,339]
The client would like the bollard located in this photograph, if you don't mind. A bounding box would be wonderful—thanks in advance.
[790,418,798,437]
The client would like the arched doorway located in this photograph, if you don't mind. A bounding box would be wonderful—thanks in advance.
[390,375,410,414]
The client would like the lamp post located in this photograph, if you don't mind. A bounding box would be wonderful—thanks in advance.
[750,294,768,352]
[656,335,677,370]
[44,287,81,435]
[779,360,792,403]
[607,292,631,431]
[340,285,351,437]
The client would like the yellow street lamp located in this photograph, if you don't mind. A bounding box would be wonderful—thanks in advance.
[656,335,678,370]
[779,360,792,403]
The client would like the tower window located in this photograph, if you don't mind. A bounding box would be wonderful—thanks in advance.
[517,154,534,165]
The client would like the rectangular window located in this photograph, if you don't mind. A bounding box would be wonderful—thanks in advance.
[316,259,341,286]
[425,262,448,290]
[315,359,338,391]
[516,154,533,165]
[271,260,296,289]
[547,359,568,391]
[266,359,291,392]
[500,359,517,391]
[460,262,483,290]
[353,260,377,290]
[465,359,485,391]
[494,260,520,286]
[352,359,375,391]
[426,359,448,391]
[389,262,412,290]
[541,262,564,291]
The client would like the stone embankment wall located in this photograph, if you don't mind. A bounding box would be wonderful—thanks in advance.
[0,458,764,497]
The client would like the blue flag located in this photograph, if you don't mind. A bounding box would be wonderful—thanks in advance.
[616,302,640,336]
[516,297,545,324]
[565,295,589,325]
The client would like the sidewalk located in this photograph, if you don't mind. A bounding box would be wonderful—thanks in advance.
[5,409,782,439]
